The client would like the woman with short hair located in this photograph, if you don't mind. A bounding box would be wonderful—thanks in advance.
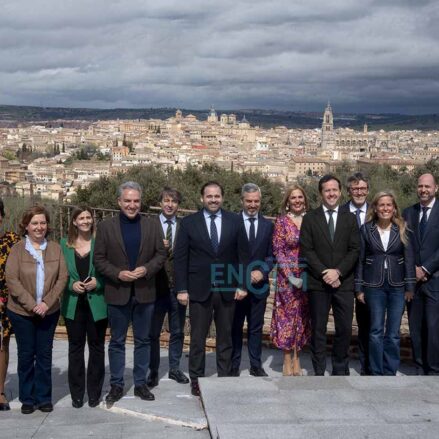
[6,205,68,414]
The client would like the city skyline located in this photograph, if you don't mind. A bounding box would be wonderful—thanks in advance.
[1,0,439,114]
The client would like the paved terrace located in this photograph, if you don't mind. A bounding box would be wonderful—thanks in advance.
[3,338,438,439]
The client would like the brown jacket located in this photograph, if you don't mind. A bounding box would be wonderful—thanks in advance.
[6,239,68,316]
[94,214,167,305]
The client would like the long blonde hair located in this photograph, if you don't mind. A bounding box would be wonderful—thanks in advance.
[366,191,408,245]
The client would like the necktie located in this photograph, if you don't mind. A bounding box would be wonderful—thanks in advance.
[248,217,256,250]
[165,219,173,249]
[328,209,335,241]
[419,206,429,240]
[355,208,362,228]
[210,214,219,254]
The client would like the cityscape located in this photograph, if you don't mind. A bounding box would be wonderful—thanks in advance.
[1,103,438,202]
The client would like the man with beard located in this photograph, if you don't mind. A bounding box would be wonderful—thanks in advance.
[174,181,242,396]
[403,173,439,375]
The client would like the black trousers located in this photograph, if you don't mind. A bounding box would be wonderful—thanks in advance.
[231,294,267,369]
[65,298,108,402]
[408,285,439,375]
[355,298,371,375]
[189,293,235,380]
[309,289,354,376]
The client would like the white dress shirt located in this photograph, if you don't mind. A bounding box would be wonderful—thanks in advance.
[349,201,367,226]
[159,213,177,245]
[242,211,258,240]
[323,205,339,233]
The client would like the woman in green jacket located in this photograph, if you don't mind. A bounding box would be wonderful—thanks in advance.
[61,206,107,408]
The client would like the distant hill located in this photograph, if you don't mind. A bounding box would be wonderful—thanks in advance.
[0,104,438,131]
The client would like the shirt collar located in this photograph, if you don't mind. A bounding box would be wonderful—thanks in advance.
[323,205,339,214]
[242,211,258,221]
[203,209,222,219]
[160,213,176,224]
[422,198,436,210]
[349,201,367,212]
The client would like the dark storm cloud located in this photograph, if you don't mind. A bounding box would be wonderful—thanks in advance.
[1,0,438,113]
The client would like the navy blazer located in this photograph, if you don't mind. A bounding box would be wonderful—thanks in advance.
[355,221,416,293]
[237,212,274,298]
[403,200,439,293]
[173,209,240,302]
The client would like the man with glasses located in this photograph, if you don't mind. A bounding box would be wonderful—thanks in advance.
[340,173,371,375]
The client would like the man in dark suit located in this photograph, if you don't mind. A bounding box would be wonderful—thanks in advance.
[231,183,274,377]
[174,181,242,396]
[300,175,360,376]
[340,172,371,375]
[94,181,167,404]
[147,188,189,388]
[403,173,439,375]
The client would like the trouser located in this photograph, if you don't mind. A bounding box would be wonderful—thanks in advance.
[231,293,267,369]
[7,309,59,406]
[309,289,354,376]
[189,293,235,380]
[355,298,371,374]
[65,297,107,401]
[149,291,187,373]
[108,296,154,387]
[365,282,405,376]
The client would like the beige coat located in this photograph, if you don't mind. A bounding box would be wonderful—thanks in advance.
[6,239,68,316]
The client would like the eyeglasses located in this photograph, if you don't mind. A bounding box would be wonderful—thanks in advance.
[350,187,368,193]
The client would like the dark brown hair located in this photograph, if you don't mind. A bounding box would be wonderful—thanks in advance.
[19,205,51,237]
[67,205,95,247]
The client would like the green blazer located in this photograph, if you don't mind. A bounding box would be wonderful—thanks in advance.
[60,238,107,322]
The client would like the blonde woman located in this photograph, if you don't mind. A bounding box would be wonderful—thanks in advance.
[355,191,416,375]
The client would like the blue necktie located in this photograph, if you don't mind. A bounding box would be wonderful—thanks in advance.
[419,206,429,240]
[356,208,362,228]
[248,217,256,251]
[210,214,219,254]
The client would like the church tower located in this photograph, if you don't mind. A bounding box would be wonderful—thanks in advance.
[321,102,335,150]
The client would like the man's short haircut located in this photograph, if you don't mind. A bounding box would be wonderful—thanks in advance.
[200,180,224,196]
[159,187,182,204]
[318,174,342,193]
[118,181,142,198]
[418,173,438,185]
[346,172,369,190]
[241,183,261,199]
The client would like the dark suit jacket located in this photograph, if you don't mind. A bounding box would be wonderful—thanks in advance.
[403,200,439,293]
[355,222,416,293]
[339,201,369,225]
[174,209,241,302]
[94,214,167,305]
[155,216,179,298]
[299,205,360,292]
[237,213,274,298]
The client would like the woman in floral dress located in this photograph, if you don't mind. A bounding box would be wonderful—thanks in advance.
[0,199,20,410]
[271,185,311,376]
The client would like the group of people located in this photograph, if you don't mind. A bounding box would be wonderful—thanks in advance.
[0,171,437,414]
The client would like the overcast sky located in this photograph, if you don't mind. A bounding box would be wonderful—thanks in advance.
[1,0,438,114]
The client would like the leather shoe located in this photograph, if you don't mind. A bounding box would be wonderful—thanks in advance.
[105,385,124,405]
[191,380,200,397]
[38,403,53,412]
[88,399,100,408]
[21,404,35,414]
[0,393,10,411]
[147,371,159,388]
[249,366,268,377]
[134,384,155,401]
[230,368,240,377]
[72,399,83,408]
[169,369,189,384]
